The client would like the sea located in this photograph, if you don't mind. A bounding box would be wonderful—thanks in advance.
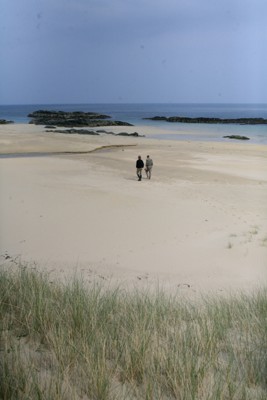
[1,103,267,144]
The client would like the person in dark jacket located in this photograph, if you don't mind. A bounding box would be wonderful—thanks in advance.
[136,155,144,181]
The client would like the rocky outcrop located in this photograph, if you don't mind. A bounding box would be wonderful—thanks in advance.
[46,128,99,135]
[28,110,133,127]
[0,119,14,124]
[116,132,145,137]
[223,135,250,140]
[45,128,144,137]
[144,116,267,125]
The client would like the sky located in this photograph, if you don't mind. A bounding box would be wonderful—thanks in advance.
[1,0,267,105]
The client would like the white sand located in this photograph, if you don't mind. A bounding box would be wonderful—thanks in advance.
[1,123,267,295]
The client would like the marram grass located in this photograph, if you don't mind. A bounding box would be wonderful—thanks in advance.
[0,266,266,400]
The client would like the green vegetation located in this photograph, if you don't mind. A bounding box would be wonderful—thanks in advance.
[0,266,266,399]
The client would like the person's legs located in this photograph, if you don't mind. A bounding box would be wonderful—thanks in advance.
[136,168,142,180]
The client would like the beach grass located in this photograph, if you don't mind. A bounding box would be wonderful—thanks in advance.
[0,265,266,399]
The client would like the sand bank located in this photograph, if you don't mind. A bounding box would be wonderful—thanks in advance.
[0,124,266,295]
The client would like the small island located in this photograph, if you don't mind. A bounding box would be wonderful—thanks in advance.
[144,116,267,125]
[0,119,14,124]
[28,110,133,127]
[223,135,250,140]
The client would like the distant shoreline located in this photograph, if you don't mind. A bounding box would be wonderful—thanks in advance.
[144,116,267,125]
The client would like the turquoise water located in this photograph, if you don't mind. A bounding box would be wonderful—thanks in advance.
[1,103,266,144]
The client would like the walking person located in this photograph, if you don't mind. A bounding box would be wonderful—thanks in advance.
[136,155,144,181]
[145,155,153,179]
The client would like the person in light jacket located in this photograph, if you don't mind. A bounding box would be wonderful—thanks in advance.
[145,155,153,179]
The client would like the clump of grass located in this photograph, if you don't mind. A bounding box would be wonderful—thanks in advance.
[0,265,266,399]
[227,241,233,249]
[261,236,267,247]
[249,226,259,235]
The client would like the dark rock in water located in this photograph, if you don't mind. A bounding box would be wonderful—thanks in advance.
[223,135,250,140]
[144,116,267,125]
[46,128,99,135]
[28,110,133,127]
[82,129,144,137]
[97,129,111,133]
[44,127,144,137]
[45,125,56,129]
[96,130,115,135]
[144,116,167,121]
[29,110,110,120]
[116,132,144,137]
[0,119,14,124]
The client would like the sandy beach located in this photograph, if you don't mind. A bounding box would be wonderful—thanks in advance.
[1,123,266,295]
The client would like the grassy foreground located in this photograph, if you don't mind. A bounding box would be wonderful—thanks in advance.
[0,266,266,400]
